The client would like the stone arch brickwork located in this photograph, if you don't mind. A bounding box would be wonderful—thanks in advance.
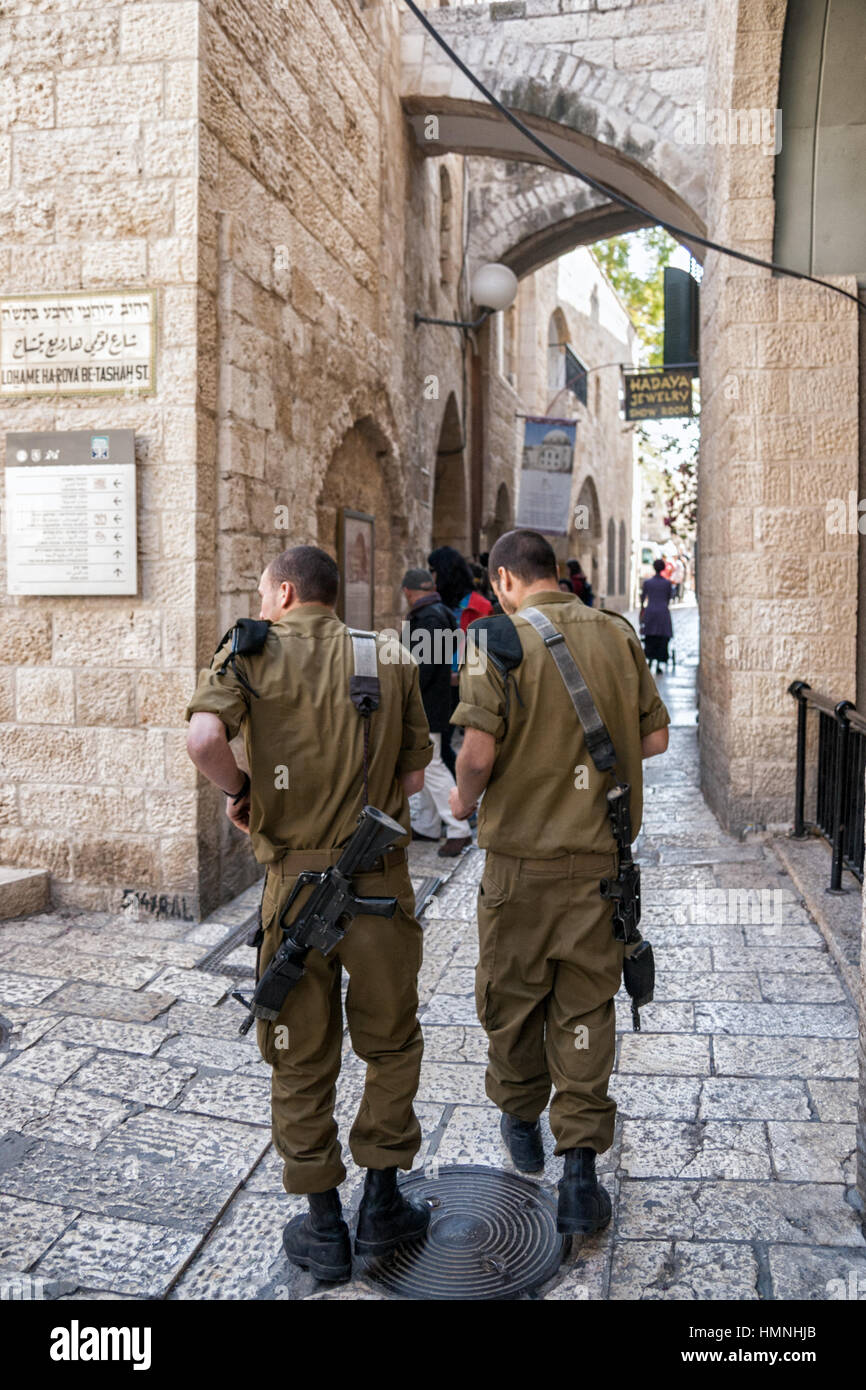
[401,6,708,277]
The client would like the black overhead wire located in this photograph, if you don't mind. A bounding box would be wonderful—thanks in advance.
[403,0,863,314]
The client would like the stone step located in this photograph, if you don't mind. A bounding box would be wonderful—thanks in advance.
[0,866,50,921]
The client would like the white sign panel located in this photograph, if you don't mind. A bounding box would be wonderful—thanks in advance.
[5,431,137,595]
[0,291,156,398]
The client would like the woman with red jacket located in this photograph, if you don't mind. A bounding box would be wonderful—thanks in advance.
[427,546,493,774]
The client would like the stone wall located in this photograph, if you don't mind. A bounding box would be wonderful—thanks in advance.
[0,0,202,915]
[197,0,467,908]
[697,0,859,834]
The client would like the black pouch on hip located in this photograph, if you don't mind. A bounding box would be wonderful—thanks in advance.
[622,939,655,1032]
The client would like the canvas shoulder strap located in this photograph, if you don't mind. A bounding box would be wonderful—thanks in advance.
[520,607,617,773]
[348,629,380,808]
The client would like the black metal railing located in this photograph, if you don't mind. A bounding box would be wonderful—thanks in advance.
[789,681,866,890]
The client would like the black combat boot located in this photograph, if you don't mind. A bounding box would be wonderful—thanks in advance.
[557,1147,612,1235]
[500,1112,545,1173]
[282,1187,352,1282]
[354,1167,431,1257]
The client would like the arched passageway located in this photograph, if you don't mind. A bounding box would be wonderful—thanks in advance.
[316,418,406,629]
[431,392,470,554]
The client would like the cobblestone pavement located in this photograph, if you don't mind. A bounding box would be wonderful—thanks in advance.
[1,604,864,1301]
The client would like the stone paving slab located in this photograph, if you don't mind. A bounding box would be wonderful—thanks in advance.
[0,1141,246,1233]
[0,1194,77,1269]
[617,1179,865,1246]
[620,1119,773,1181]
[44,1015,167,1055]
[608,1240,760,1301]
[45,981,176,1022]
[712,1035,858,1078]
[767,1243,866,1300]
[36,1215,202,1298]
[767,1121,856,1184]
[13,1086,133,1152]
[694,1002,856,1038]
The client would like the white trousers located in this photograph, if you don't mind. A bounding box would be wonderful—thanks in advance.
[410,731,472,839]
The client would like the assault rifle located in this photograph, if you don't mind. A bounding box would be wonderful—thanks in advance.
[235,806,405,1036]
[599,782,654,1030]
[599,783,641,945]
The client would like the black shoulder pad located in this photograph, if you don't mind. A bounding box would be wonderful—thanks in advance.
[233,618,271,655]
[466,614,523,674]
[212,618,270,662]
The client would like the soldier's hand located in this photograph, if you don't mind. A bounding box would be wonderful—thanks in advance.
[226,793,251,834]
[449,787,476,823]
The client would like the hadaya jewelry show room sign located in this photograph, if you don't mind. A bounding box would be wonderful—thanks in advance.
[0,290,156,397]
[622,368,694,421]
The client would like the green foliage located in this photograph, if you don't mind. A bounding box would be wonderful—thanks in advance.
[639,420,699,544]
[591,227,678,365]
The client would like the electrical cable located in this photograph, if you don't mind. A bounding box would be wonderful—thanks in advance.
[403,0,863,313]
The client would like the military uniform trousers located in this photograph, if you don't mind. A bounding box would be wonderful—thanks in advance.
[475,848,625,1154]
[255,852,424,1194]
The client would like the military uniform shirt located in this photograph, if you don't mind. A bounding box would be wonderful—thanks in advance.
[451,590,670,858]
[184,604,433,863]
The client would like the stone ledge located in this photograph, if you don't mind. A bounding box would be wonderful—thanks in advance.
[771,835,861,1005]
[0,866,50,922]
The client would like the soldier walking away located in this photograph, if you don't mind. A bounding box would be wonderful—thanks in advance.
[400,567,472,857]
[185,545,434,1282]
[449,529,669,1235]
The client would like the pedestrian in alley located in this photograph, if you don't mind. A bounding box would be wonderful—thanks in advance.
[427,545,493,774]
[400,567,473,857]
[640,557,675,675]
[185,545,433,1283]
[567,558,594,606]
[449,528,669,1235]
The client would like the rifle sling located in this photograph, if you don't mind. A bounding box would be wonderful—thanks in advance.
[520,607,617,773]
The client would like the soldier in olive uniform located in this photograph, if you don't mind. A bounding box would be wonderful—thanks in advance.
[449,529,669,1234]
[185,545,433,1281]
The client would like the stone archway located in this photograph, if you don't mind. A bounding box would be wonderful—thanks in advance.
[485,480,513,553]
[431,391,470,553]
[572,473,601,595]
[316,418,406,629]
[401,16,708,280]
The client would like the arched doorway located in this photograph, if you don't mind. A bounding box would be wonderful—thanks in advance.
[571,474,601,594]
[316,418,405,628]
[431,392,470,554]
[485,481,513,553]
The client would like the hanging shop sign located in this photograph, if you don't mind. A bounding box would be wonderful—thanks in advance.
[623,369,694,421]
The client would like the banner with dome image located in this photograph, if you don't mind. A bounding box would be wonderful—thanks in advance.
[516,417,577,536]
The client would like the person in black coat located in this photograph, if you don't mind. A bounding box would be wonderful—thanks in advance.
[401,568,472,857]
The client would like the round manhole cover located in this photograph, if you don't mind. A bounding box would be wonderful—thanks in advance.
[362,1164,567,1300]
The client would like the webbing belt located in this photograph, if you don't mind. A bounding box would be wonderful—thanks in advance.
[520,607,617,773]
[348,630,380,807]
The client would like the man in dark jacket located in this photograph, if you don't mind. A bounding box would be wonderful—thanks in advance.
[401,568,472,857]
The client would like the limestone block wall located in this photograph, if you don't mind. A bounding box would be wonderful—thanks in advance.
[698,0,859,834]
[0,1,201,914]
[196,0,466,907]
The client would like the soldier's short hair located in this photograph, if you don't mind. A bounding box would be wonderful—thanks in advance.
[267,545,340,605]
[489,529,558,583]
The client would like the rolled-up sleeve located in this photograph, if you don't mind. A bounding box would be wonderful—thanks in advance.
[398,662,434,774]
[184,642,249,741]
[451,647,507,741]
[629,633,670,737]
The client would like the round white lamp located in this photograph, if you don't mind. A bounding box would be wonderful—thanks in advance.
[471,262,519,313]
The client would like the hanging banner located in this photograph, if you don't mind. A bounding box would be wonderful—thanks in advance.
[623,368,693,421]
[515,417,577,536]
